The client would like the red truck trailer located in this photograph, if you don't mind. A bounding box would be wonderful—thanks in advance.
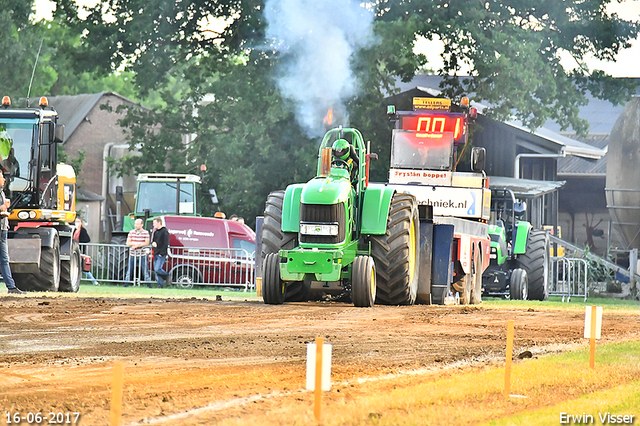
[159,215,256,288]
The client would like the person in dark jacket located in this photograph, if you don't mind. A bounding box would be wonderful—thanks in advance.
[74,217,91,246]
[151,217,170,288]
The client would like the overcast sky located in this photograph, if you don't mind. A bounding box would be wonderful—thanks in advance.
[34,0,640,77]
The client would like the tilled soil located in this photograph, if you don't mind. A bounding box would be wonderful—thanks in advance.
[1,295,638,425]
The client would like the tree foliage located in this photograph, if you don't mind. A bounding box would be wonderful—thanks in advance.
[51,0,640,224]
[375,0,639,134]
[0,1,140,102]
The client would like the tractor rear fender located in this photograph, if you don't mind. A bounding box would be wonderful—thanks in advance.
[360,184,395,235]
[512,221,532,255]
[281,184,305,233]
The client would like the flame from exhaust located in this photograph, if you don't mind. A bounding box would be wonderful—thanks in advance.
[323,108,333,126]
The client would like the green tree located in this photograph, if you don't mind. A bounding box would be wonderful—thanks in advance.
[0,1,140,102]
[52,0,640,223]
[0,1,53,100]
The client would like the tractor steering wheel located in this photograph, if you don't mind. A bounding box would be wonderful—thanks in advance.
[331,159,349,169]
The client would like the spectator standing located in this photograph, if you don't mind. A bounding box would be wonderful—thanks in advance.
[0,173,24,294]
[73,217,99,285]
[125,218,150,285]
[151,217,170,288]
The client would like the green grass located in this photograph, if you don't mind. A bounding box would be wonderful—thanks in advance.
[74,283,638,308]
[483,296,639,311]
[482,340,640,426]
[313,340,640,426]
[76,281,259,300]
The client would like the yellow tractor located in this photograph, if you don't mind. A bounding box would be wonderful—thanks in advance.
[0,96,81,292]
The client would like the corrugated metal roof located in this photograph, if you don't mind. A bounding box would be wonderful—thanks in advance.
[557,135,609,176]
[489,176,565,197]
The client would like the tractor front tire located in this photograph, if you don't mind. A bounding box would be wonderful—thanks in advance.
[14,236,61,292]
[263,253,284,305]
[371,193,420,305]
[261,190,308,302]
[59,239,81,292]
[352,256,376,307]
[509,268,528,300]
[517,230,550,301]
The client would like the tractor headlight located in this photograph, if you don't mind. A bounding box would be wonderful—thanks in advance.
[17,211,30,220]
[29,211,36,218]
[300,223,339,236]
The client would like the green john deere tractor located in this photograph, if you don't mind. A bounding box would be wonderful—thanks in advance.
[482,188,550,300]
[261,127,420,307]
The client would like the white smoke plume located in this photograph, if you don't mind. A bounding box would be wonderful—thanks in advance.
[264,0,377,137]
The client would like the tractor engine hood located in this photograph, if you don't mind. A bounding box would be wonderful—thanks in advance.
[301,175,352,205]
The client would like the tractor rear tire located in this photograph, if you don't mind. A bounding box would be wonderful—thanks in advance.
[14,236,61,292]
[371,193,420,305]
[509,268,528,300]
[59,239,81,292]
[352,256,376,307]
[261,190,308,302]
[108,234,129,283]
[517,230,550,301]
[262,253,284,305]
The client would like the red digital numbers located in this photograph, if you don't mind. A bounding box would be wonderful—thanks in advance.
[402,115,464,140]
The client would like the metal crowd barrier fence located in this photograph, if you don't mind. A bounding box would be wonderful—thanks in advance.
[550,257,588,302]
[79,243,256,291]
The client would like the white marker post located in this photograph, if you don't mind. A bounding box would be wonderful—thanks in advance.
[110,361,124,426]
[306,337,332,422]
[584,306,603,369]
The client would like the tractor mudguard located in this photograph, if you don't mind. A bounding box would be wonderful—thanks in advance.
[512,221,532,255]
[281,184,305,233]
[361,184,395,235]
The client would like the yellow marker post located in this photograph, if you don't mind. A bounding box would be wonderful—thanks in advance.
[110,362,124,426]
[590,305,597,369]
[314,337,324,422]
[584,306,602,370]
[504,320,514,397]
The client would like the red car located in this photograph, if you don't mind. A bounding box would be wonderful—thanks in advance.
[158,215,256,288]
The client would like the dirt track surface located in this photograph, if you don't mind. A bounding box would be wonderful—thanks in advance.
[1,295,639,425]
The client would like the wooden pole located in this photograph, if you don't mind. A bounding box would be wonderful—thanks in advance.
[314,337,324,422]
[110,362,124,426]
[590,305,597,369]
[504,320,514,397]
